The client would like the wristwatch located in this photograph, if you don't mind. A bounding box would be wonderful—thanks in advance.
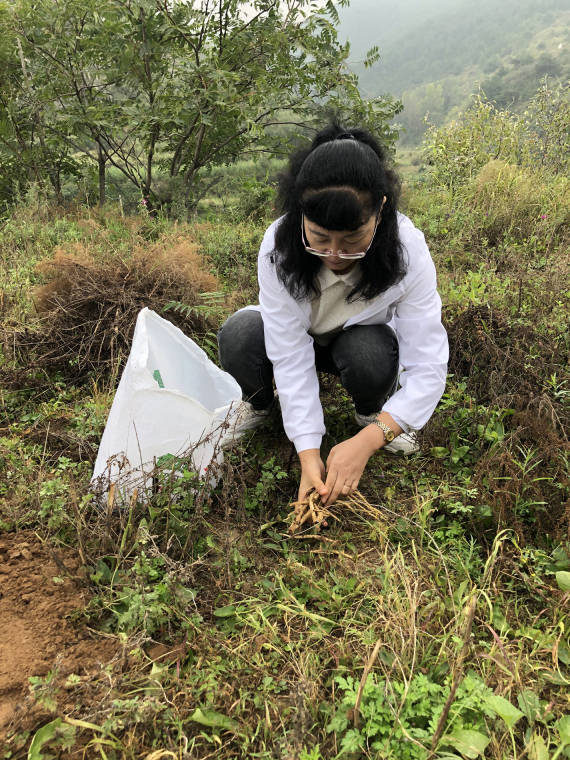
[372,418,395,443]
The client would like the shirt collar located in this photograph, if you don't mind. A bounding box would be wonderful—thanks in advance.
[317,263,361,291]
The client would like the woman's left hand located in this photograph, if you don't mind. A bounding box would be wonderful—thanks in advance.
[323,428,382,506]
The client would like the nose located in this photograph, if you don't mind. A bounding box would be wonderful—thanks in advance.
[327,236,347,257]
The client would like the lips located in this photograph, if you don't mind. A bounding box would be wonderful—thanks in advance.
[328,261,353,272]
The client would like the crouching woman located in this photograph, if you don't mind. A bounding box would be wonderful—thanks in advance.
[218,123,448,507]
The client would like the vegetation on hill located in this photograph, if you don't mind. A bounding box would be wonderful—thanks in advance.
[0,85,568,758]
[338,0,569,145]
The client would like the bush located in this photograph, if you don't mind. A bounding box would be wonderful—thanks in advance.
[422,82,570,190]
[463,159,569,248]
[2,221,223,380]
[194,220,267,303]
[422,95,527,190]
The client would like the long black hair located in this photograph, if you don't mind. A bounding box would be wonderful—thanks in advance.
[274,122,406,301]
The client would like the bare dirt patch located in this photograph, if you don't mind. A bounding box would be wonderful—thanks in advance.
[0,531,118,741]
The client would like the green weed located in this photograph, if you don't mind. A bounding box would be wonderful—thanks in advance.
[0,105,568,758]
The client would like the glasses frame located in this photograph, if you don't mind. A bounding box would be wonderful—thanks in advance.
[301,212,380,260]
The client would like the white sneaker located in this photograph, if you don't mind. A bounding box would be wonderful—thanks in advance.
[221,400,272,445]
[354,411,420,455]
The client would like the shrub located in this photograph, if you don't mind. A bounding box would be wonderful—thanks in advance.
[422,95,527,190]
[194,220,266,301]
[462,159,569,248]
[3,231,222,380]
[422,82,570,191]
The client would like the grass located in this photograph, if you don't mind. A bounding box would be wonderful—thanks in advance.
[0,140,569,759]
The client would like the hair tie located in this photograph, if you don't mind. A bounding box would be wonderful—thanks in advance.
[336,132,356,141]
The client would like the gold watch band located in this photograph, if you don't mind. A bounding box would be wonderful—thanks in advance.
[372,418,395,442]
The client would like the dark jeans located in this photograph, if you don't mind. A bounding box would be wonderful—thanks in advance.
[217,309,399,415]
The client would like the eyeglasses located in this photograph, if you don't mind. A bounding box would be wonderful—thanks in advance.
[301,213,380,260]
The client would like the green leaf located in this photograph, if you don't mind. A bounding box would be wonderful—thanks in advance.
[542,671,570,686]
[340,728,364,754]
[451,445,470,463]
[28,718,76,760]
[431,446,450,458]
[527,733,549,760]
[189,707,238,732]
[485,694,524,729]
[156,453,176,467]
[518,689,541,723]
[552,546,570,571]
[555,571,570,591]
[444,728,490,758]
[213,605,236,618]
[557,715,570,745]
[557,643,570,665]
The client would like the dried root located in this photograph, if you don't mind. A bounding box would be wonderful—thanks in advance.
[287,489,388,537]
[288,489,335,535]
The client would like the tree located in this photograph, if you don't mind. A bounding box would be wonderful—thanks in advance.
[0,2,80,203]
[0,0,402,211]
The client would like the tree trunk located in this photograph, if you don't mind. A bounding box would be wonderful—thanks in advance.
[97,141,106,206]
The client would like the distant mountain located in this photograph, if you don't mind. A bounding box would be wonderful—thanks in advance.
[338,0,569,144]
[339,0,568,96]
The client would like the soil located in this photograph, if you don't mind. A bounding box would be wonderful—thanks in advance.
[0,531,118,742]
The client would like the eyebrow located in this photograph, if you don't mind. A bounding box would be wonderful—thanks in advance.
[308,225,366,237]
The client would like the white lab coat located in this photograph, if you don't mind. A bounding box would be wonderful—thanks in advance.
[245,212,449,453]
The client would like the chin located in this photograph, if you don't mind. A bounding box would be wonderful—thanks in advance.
[325,261,355,273]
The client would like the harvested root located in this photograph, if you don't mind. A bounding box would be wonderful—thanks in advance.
[287,489,387,537]
[288,489,334,535]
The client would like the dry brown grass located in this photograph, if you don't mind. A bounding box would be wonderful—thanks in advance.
[2,234,224,382]
[446,306,562,415]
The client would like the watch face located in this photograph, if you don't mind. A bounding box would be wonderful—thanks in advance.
[385,430,395,442]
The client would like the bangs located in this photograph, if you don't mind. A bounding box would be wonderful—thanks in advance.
[301,189,372,231]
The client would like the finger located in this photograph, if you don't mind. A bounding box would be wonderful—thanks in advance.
[305,474,328,500]
[325,448,337,470]
[323,470,338,504]
[325,475,345,507]
[315,479,328,499]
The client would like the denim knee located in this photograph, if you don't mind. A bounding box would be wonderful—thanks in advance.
[218,309,274,409]
[330,324,399,413]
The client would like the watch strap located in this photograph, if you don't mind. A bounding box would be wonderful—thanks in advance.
[372,418,395,442]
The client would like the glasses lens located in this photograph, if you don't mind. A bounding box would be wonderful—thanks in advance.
[304,247,366,259]
[301,214,376,260]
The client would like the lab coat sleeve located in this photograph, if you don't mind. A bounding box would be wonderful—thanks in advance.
[257,227,326,452]
[382,230,448,430]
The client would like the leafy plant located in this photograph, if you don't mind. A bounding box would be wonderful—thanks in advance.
[27,718,76,760]
[328,671,494,759]
[29,671,60,713]
[244,456,288,513]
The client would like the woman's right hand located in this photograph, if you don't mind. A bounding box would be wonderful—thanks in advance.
[297,449,328,502]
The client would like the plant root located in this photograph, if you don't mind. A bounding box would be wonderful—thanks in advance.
[287,489,388,537]
[288,489,335,535]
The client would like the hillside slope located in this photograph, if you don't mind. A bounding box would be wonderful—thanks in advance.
[339,0,569,143]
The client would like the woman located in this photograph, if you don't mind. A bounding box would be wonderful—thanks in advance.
[218,123,448,507]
